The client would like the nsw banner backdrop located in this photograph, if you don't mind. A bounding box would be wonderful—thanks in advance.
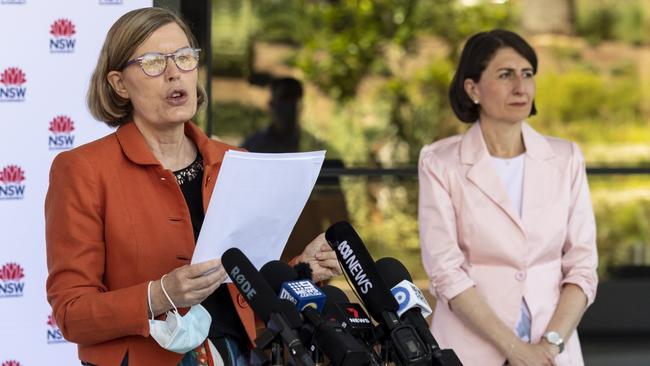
[0,1,151,364]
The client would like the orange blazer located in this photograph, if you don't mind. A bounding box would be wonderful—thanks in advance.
[418,122,598,366]
[46,122,256,366]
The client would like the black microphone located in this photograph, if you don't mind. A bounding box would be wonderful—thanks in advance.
[325,222,398,320]
[221,248,315,366]
[321,285,376,345]
[376,257,463,366]
[260,261,374,366]
[325,222,431,366]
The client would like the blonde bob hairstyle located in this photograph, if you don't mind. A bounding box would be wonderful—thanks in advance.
[87,7,206,127]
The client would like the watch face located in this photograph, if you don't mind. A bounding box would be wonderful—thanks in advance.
[547,332,560,344]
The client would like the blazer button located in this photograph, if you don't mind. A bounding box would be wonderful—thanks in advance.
[515,271,526,281]
[236,293,249,308]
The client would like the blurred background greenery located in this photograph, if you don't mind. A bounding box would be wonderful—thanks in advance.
[196,0,650,280]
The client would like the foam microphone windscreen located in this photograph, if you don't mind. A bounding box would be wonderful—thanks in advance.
[321,284,350,316]
[376,257,433,318]
[321,285,375,343]
[222,247,280,323]
[260,260,299,294]
[325,221,399,320]
[322,285,350,319]
[374,257,413,286]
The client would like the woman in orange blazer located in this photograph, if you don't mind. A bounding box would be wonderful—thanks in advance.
[45,8,340,366]
[419,30,598,366]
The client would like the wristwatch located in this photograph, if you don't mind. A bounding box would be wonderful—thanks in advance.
[543,331,565,354]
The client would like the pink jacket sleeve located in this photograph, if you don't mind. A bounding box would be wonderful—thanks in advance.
[418,147,475,305]
[560,143,599,306]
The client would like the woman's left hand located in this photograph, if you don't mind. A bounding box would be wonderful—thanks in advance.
[298,233,342,282]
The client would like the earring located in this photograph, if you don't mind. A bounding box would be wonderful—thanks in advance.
[473,100,479,105]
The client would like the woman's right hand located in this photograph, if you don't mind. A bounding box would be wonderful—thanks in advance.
[506,341,556,366]
[149,258,226,316]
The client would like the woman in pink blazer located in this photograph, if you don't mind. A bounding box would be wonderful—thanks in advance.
[418,30,598,366]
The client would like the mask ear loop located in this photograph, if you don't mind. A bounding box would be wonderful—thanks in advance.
[159,274,179,314]
[159,274,183,331]
[147,281,155,320]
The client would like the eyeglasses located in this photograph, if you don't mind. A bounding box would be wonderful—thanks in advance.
[121,47,201,77]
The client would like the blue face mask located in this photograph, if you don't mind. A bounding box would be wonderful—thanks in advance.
[147,277,212,354]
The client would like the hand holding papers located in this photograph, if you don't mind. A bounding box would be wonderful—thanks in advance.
[191,151,325,275]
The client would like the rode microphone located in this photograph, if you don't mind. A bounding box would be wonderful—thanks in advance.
[222,249,315,366]
[325,222,431,366]
[376,257,463,366]
[261,261,373,366]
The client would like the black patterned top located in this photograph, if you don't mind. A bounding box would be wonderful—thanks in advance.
[174,154,204,185]
[173,153,249,348]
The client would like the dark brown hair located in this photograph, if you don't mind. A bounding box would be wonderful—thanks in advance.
[449,29,538,123]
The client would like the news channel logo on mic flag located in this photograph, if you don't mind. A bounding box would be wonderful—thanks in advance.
[0,67,27,102]
[279,280,326,312]
[343,303,371,324]
[0,165,26,200]
[48,115,76,150]
[0,262,25,298]
[49,18,76,53]
[390,280,432,318]
[391,283,410,313]
[46,312,67,344]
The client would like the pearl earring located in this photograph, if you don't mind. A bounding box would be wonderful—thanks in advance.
[473,100,479,105]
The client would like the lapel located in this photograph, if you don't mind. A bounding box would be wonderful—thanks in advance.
[115,121,162,166]
[116,121,231,212]
[519,122,557,234]
[183,122,229,212]
[461,122,555,237]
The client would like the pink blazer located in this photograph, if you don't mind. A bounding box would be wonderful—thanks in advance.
[418,122,598,366]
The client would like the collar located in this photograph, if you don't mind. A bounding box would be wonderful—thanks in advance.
[115,121,226,167]
[460,121,555,165]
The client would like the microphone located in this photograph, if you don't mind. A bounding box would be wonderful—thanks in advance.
[280,280,327,313]
[321,285,375,345]
[376,257,463,366]
[325,222,431,366]
[261,260,326,312]
[391,279,433,318]
[261,261,374,366]
[222,249,315,366]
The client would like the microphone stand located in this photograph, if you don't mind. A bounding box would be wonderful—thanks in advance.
[271,341,284,366]
[311,347,323,365]
[380,340,392,366]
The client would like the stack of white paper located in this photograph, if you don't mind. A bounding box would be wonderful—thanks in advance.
[191,150,326,275]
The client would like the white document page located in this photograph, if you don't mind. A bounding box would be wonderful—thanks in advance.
[191,150,326,275]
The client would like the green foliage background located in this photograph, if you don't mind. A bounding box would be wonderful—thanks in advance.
[211,0,650,279]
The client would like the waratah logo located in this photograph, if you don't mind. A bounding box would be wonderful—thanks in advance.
[0,165,26,200]
[50,19,76,53]
[0,262,25,298]
[47,313,67,344]
[48,115,76,150]
[0,67,26,86]
[1,361,22,366]
[0,67,27,102]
